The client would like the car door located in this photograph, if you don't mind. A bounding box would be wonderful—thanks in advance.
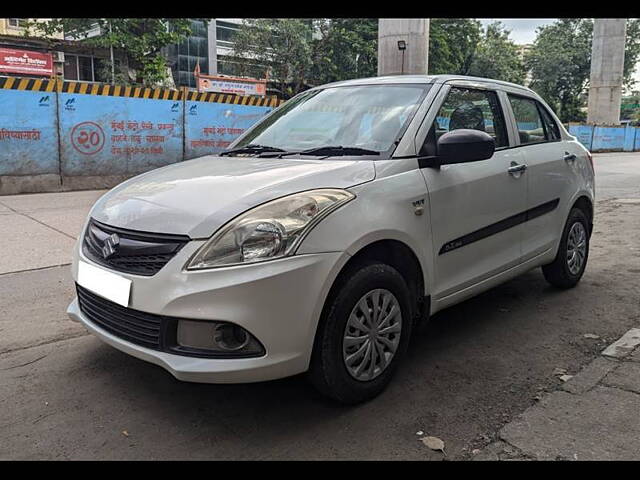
[418,85,528,299]
[504,94,574,261]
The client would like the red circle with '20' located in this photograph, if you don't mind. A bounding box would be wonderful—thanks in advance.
[71,122,105,155]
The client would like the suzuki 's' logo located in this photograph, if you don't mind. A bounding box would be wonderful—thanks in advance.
[101,233,120,259]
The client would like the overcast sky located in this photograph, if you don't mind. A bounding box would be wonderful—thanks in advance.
[478,18,640,86]
[479,18,556,44]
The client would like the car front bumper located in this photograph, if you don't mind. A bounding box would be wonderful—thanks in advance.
[68,238,348,384]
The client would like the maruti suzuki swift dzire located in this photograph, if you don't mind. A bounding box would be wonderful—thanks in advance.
[68,75,594,403]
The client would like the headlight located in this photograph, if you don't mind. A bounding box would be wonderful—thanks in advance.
[186,188,354,270]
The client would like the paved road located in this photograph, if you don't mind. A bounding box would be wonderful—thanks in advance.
[593,152,640,200]
[1,153,639,459]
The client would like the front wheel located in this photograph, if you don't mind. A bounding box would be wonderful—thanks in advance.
[308,262,413,404]
[542,207,590,289]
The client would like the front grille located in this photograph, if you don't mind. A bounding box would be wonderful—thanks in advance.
[83,219,190,276]
[76,284,265,359]
[77,284,163,350]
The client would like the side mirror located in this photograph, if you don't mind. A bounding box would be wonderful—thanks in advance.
[436,129,495,166]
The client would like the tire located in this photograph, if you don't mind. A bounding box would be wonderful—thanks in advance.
[542,207,590,289]
[308,261,413,404]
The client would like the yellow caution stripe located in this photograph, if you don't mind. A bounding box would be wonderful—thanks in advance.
[0,76,57,92]
[0,76,284,105]
[60,80,182,99]
[186,90,283,107]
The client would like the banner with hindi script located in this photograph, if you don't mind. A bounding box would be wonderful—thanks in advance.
[59,92,184,177]
[0,89,58,176]
[184,99,273,159]
[0,48,53,76]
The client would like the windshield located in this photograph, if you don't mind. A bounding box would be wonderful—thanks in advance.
[234,84,431,155]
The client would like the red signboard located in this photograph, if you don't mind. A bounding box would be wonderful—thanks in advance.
[0,47,53,76]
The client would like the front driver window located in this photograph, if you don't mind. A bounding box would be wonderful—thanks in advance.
[434,87,508,148]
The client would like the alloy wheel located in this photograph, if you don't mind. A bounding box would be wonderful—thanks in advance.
[567,221,587,275]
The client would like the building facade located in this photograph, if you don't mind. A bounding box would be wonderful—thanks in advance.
[166,18,253,89]
[516,44,532,86]
[0,18,120,83]
[0,18,63,39]
[0,18,259,89]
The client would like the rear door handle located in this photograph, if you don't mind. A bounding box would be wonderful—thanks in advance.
[564,152,576,163]
[508,163,527,175]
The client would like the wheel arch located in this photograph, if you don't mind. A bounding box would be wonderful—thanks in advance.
[307,238,430,375]
[321,239,429,330]
[571,195,594,236]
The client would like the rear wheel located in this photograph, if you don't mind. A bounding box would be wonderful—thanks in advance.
[542,207,590,288]
[308,262,413,404]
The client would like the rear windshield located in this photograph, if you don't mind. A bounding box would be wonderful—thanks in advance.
[235,84,431,155]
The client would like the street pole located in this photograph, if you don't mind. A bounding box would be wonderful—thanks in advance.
[109,20,115,84]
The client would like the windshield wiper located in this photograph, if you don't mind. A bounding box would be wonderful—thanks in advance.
[278,145,380,158]
[219,144,287,156]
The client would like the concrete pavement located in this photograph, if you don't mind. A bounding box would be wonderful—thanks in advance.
[470,153,640,460]
[0,152,639,460]
[0,190,104,356]
[476,331,640,460]
[592,152,640,201]
[0,189,105,275]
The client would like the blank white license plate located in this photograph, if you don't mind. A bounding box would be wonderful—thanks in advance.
[77,260,131,307]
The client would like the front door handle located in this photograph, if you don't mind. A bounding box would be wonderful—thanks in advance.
[508,163,527,175]
[564,152,576,163]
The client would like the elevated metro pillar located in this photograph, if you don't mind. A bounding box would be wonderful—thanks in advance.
[587,19,627,125]
[378,19,430,76]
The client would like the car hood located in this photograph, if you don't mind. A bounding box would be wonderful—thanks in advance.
[90,155,375,238]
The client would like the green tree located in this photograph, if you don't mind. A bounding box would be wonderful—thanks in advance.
[311,18,378,85]
[428,19,482,75]
[231,18,378,98]
[623,20,640,89]
[525,19,595,122]
[231,19,315,99]
[621,93,640,123]
[23,18,197,86]
[467,22,526,84]
[526,18,640,123]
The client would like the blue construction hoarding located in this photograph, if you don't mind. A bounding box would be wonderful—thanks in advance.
[3,74,640,195]
[184,100,273,159]
[0,88,58,176]
[567,125,594,151]
[0,76,280,194]
[569,123,639,152]
[59,93,184,177]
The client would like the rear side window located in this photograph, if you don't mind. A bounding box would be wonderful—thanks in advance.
[434,87,508,148]
[508,95,545,144]
[508,95,560,144]
[538,104,561,140]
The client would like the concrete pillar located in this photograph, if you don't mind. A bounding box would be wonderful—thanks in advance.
[378,19,429,76]
[207,19,218,76]
[587,19,627,125]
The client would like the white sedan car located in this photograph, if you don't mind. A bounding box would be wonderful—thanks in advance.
[68,75,594,403]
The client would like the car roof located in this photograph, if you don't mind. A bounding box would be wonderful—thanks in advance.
[317,74,535,95]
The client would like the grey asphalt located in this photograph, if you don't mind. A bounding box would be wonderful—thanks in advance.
[1,152,639,460]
